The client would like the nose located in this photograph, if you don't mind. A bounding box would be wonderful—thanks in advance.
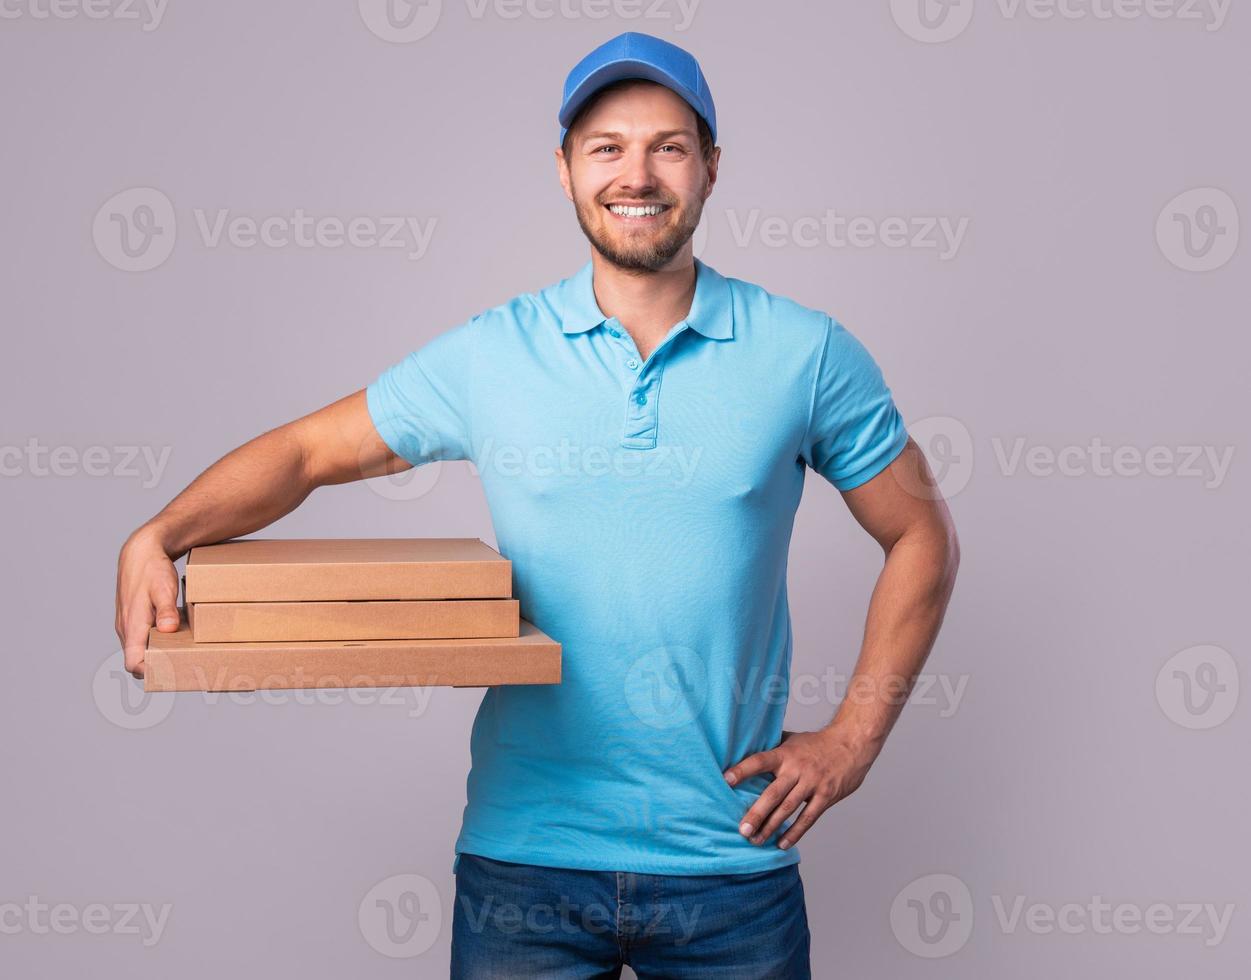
[616,146,659,197]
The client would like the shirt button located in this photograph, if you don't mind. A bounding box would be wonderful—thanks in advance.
[608,328,622,338]
[634,392,647,406]
[626,358,639,370]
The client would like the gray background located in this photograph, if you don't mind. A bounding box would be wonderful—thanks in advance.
[2,1,1247,976]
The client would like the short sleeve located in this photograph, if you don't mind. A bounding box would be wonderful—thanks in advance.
[799,316,908,491]
[365,318,477,467]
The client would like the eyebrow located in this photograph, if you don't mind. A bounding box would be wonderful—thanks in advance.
[580,128,698,144]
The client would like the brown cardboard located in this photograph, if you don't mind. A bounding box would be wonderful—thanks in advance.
[188,598,520,642]
[184,537,512,602]
[145,608,560,692]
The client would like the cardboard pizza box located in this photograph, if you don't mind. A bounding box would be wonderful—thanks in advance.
[144,607,560,693]
[183,537,512,603]
[187,597,520,643]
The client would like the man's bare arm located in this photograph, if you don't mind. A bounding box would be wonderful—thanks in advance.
[821,436,961,758]
[722,436,960,850]
[114,389,411,678]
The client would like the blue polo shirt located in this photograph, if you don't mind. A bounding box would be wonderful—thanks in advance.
[366,258,909,876]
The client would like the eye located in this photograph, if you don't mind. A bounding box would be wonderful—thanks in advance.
[657,143,685,154]
[591,144,620,155]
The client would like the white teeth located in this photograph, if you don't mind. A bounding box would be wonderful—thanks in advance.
[609,204,666,217]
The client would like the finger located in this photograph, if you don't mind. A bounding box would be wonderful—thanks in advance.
[739,773,799,841]
[114,579,125,645]
[750,782,810,845]
[122,599,153,677]
[777,795,832,849]
[152,581,180,632]
[724,749,779,787]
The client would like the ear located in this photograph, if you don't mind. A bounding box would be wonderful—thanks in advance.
[554,147,574,203]
[703,145,721,201]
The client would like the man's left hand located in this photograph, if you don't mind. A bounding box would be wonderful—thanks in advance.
[722,728,877,849]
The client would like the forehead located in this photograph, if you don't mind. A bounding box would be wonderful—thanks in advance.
[575,80,699,136]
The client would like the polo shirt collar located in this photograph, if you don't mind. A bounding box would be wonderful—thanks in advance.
[559,258,734,340]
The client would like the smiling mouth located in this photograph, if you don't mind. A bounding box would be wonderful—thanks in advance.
[605,203,671,220]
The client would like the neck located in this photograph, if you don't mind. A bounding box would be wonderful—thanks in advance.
[588,248,698,339]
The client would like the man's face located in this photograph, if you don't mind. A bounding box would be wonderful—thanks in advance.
[557,81,718,272]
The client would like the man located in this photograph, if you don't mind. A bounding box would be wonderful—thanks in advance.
[115,32,959,978]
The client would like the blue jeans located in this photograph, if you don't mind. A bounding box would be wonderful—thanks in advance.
[450,853,812,978]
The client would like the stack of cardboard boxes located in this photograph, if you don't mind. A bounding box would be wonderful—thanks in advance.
[144,538,561,693]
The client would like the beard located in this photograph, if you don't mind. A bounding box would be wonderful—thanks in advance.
[571,183,705,272]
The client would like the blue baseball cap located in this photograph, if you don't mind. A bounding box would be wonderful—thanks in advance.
[558,32,717,146]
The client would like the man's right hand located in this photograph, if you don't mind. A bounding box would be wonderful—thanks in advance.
[115,526,181,680]
[109,389,410,681]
